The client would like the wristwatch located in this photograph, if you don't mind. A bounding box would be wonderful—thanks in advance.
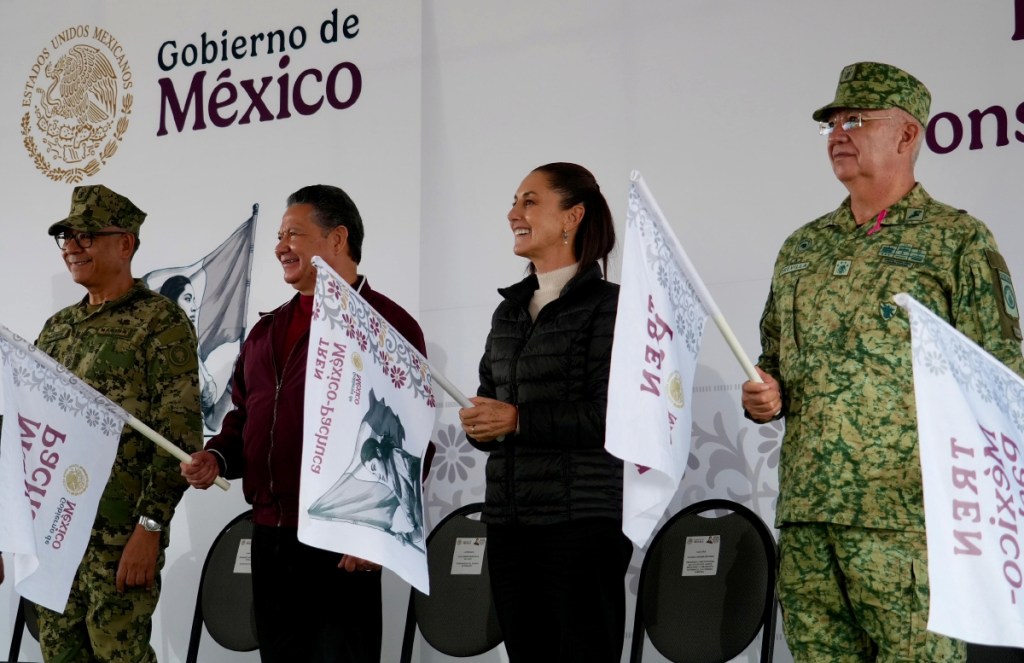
[138,516,163,532]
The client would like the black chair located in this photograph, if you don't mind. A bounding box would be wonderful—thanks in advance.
[185,510,259,663]
[5,598,40,663]
[968,643,1024,662]
[630,498,778,663]
[399,502,502,662]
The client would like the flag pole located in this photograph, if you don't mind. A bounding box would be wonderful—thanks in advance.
[0,324,230,491]
[630,171,762,384]
[427,363,472,408]
[127,415,230,491]
[426,362,506,442]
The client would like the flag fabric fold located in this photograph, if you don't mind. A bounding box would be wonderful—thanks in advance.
[298,257,436,593]
[0,325,125,612]
[143,206,258,434]
[606,175,710,548]
[897,292,1024,647]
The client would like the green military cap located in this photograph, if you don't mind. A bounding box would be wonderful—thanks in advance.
[48,184,146,236]
[812,61,931,127]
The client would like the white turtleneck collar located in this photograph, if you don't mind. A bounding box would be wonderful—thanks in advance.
[529,262,578,320]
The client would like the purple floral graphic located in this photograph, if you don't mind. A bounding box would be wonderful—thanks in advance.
[314,262,435,406]
[389,365,408,388]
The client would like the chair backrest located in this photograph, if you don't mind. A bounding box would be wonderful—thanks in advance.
[399,502,502,662]
[5,598,40,663]
[185,510,259,663]
[968,644,1024,662]
[630,499,778,663]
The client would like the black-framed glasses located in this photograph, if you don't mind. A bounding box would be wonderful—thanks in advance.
[819,112,893,136]
[54,230,128,250]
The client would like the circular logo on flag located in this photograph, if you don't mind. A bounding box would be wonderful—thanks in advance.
[21,25,134,183]
[352,353,364,372]
[667,371,685,409]
[64,464,89,495]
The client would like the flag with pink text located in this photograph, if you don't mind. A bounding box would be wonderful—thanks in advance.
[606,176,709,548]
[897,293,1024,647]
[298,257,437,593]
[0,324,124,612]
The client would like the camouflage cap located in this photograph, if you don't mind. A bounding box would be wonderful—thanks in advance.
[812,62,931,127]
[47,184,146,236]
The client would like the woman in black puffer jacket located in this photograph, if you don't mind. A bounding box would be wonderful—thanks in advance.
[460,162,632,663]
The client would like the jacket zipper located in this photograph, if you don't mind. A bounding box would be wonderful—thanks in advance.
[267,316,307,527]
[506,308,544,523]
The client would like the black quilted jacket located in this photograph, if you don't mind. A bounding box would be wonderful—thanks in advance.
[472,262,623,525]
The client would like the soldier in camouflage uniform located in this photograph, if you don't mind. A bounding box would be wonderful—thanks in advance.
[742,62,1024,662]
[32,184,202,663]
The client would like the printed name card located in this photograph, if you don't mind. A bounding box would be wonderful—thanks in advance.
[450,537,487,575]
[233,538,252,574]
[682,535,721,576]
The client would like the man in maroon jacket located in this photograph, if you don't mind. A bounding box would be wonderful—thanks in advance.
[181,184,426,663]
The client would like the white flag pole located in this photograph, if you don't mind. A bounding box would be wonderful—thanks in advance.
[426,362,506,442]
[426,363,472,408]
[126,415,230,491]
[630,171,762,384]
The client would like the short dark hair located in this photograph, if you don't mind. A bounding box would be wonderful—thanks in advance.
[531,162,616,277]
[360,437,383,465]
[158,274,191,302]
[286,185,365,264]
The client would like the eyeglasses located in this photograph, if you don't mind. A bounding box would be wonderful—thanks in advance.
[54,230,128,250]
[819,113,893,136]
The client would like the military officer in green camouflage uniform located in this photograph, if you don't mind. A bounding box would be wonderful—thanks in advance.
[742,62,1024,662]
[31,185,202,663]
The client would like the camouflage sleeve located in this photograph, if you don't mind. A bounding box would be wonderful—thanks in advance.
[952,238,1024,379]
[756,283,782,380]
[137,316,202,524]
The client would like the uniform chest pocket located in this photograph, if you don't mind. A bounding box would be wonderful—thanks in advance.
[849,264,946,352]
[777,271,832,352]
[86,328,142,379]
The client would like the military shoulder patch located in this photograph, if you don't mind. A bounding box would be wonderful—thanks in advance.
[999,271,1020,320]
[985,249,1022,340]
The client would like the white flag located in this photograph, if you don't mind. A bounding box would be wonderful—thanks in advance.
[606,175,710,548]
[298,257,436,593]
[897,293,1024,647]
[0,325,124,612]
